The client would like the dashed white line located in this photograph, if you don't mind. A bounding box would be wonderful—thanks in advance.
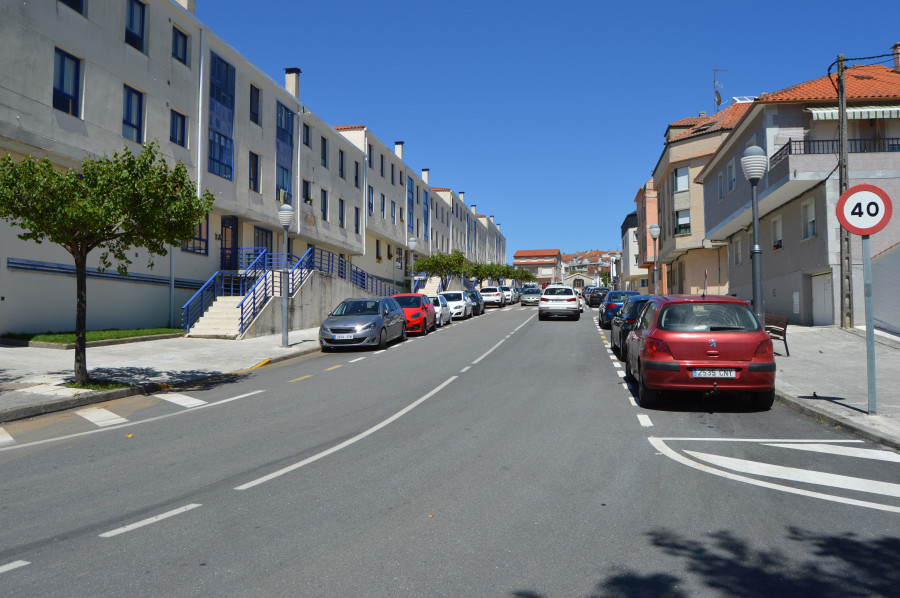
[156,393,207,409]
[0,427,14,446]
[349,357,366,363]
[0,560,29,574]
[99,503,202,538]
[637,414,653,427]
[460,366,471,373]
[472,339,506,365]
[77,407,129,427]
[628,396,638,407]
[616,370,626,378]
[612,362,622,368]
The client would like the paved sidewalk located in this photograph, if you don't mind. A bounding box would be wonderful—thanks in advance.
[1,324,899,450]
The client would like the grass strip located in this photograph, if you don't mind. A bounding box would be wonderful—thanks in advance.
[4,328,181,344]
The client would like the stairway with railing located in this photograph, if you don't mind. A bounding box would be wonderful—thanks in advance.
[181,247,400,337]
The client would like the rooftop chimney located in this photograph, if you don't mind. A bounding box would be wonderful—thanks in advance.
[459,191,465,203]
[699,111,707,117]
[284,68,301,99]
[174,0,196,13]
[394,141,404,159]
[490,215,494,223]
[471,204,477,214]
[421,168,429,184]
[894,43,900,72]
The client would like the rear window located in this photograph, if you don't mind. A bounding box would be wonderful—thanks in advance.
[657,303,761,332]
[544,287,574,296]
[482,287,498,293]
[606,291,635,303]
[443,292,463,301]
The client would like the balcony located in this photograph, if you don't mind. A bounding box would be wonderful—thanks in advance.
[770,137,900,169]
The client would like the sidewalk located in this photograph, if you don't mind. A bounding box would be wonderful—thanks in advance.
[1,325,899,450]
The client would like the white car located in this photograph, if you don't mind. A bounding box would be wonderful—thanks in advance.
[480,286,505,308]
[500,285,514,304]
[439,291,474,319]
[538,286,581,321]
[428,295,452,327]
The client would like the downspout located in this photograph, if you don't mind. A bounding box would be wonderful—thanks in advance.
[362,129,368,259]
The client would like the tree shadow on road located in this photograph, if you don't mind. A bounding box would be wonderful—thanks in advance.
[85,365,248,391]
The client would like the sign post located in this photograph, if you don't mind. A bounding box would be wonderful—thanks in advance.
[836,184,893,414]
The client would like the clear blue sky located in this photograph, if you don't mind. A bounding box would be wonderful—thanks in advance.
[196,0,899,263]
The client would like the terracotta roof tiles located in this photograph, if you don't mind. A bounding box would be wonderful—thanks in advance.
[759,65,900,103]
[667,102,753,144]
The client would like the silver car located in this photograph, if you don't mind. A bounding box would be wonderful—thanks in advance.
[440,291,473,319]
[319,297,407,351]
[428,294,452,327]
[520,287,541,306]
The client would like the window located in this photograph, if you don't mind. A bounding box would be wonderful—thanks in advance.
[302,123,310,147]
[376,240,381,260]
[53,48,80,117]
[320,136,328,168]
[125,0,146,53]
[59,0,84,14]
[208,53,235,179]
[673,167,689,192]
[276,166,291,203]
[277,103,293,146]
[367,186,374,216]
[172,27,189,65]
[354,161,360,188]
[249,85,260,125]
[253,226,273,253]
[391,200,396,223]
[717,172,725,201]
[733,236,743,265]
[122,85,143,143]
[339,150,345,178]
[339,198,345,228]
[674,209,690,235]
[771,216,783,250]
[380,194,386,218]
[354,207,360,234]
[802,201,816,239]
[727,160,736,192]
[320,189,328,221]
[368,144,373,168]
[380,154,384,177]
[207,131,233,179]
[391,164,395,185]
[169,110,186,147]
[249,152,260,192]
[182,215,208,254]
[302,180,311,202]
[210,53,235,110]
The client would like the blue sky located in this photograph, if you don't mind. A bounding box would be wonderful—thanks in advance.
[196,0,899,263]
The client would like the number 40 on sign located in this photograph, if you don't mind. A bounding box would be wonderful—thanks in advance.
[836,184,893,236]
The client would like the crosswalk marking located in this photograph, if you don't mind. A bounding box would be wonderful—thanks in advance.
[155,393,207,409]
[76,407,128,427]
[0,427,14,446]
[763,442,900,463]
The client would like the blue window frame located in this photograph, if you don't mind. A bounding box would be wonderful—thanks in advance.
[380,194,386,218]
[407,178,415,234]
[172,27,188,65]
[122,85,143,143]
[367,186,374,216]
[253,226,273,254]
[53,48,80,117]
[277,102,293,146]
[59,0,84,14]
[339,198,345,228]
[423,190,429,241]
[249,85,260,124]
[276,166,292,204]
[208,131,233,179]
[170,110,186,147]
[320,189,328,221]
[208,53,235,180]
[210,53,235,111]
[249,152,260,192]
[125,0,146,53]
[182,215,208,255]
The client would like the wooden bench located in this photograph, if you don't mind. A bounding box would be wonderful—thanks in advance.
[764,313,789,356]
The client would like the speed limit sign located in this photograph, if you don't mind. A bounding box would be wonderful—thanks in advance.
[836,184,893,235]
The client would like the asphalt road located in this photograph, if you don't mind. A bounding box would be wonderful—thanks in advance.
[1,306,898,597]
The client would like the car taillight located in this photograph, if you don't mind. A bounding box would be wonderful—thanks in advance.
[567,297,577,302]
[755,339,774,357]
[645,337,672,357]
[605,303,617,310]
[540,297,549,302]
[625,318,635,325]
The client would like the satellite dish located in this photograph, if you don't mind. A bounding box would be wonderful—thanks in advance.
[715,90,722,106]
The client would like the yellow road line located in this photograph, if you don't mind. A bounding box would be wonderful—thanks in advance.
[289,375,313,382]
[325,365,342,371]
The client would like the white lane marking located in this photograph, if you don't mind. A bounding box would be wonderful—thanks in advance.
[0,391,265,453]
[685,450,900,498]
[0,427,14,446]
[650,438,900,514]
[654,437,863,443]
[0,560,29,574]
[156,393,207,409]
[373,349,386,354]
[628,396,638,407]
[236,376,458,490]
[77,407,128,427]
[637,414,653,427]
[762,443,900,463]
[617,371,626,378]
[460,366,471,373]
[349,357,366,363]
[99,503,202,538]
[612,362,622,368]
[472,339,505,365]
[513,315,534,332]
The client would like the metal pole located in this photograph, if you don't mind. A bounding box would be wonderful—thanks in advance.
[750,179,763,320]
[281,225,289,347]
[653,240,658,294]
[862,234,877,413]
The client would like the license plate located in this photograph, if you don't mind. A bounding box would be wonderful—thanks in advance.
[333,333,354,340]
[693,369,736,378]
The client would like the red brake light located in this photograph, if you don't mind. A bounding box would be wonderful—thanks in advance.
[567,297,577,302]
[755,339,774,357]
[645,337,672,357]
[625,318,636,325]
[605,303,617,309]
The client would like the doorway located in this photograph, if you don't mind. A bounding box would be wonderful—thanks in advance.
[811,273,833,326]
[220,216,238,270]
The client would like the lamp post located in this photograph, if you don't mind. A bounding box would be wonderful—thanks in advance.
[407,236,418,292]
[278,201,294,348]
[648,224,660,294]
[741,145,768,320]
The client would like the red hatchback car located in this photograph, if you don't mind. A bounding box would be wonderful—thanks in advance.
[392,293,436,335]
[624,295,776,410]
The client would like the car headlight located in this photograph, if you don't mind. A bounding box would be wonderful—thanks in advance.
[320,325,330,334]
[358,321,376,332]
[412,311,423,319]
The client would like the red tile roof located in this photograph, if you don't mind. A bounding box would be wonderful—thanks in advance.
[513,249,561,258]
[667,102,753,144]
[669,116,706,128]
[432,187,451,192]
[759,65,900,103]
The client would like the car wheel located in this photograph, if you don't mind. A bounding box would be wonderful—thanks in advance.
[624,356,637,383]
[377,328,387,350]
[637,364,660,408]
[751,389,775,410]
[538,312,545,321]
[400,324,407,342]
[423,320,430,335]
[573,311,580,321]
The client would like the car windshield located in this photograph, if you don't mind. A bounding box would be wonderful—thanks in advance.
[657,303,761,332]
[544,287,573,296]
[333,300,380,316]
[394,296,422,309]
[606,292,635,303]
[524,289,541,295]
[429,297,441,307]
[443,293,463,301]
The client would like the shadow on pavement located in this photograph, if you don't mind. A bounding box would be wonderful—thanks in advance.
[798,393,868,415]
[87,366,248,391]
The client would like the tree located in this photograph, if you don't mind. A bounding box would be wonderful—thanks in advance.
[0,142,215,384]
[413,250,468,292]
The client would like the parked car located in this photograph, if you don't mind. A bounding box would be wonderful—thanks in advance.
[428,294,452,327]
[480,286,506,308]
[610,295,652,363]
[538,286,580,320]
[392,293,436,335]
[599,290,640,328]
[440,291,474,319]
[500,285,515,304]
[585,287,608,307]
[624,295,776,410]
[520,287,541,306]
[465,289,485,316]
[319,296,406,351]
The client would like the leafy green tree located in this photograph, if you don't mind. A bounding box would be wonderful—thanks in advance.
[0,142,215,384]
[468,262,490,288]
[413,250,468,292]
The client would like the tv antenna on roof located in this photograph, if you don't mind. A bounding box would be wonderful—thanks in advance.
[714,67,727,113]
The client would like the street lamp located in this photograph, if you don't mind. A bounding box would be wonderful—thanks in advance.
[278,201,294,348]
[741,145,768,320]
[407,236,418,292]
[648,224,660,294]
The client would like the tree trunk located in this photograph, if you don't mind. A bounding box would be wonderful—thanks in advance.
[73,251,89,384]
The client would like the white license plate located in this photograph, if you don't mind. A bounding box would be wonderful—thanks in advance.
[333,333,354,340]
[693,369,736,378]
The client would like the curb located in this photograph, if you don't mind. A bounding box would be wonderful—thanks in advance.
[0,333,183,350]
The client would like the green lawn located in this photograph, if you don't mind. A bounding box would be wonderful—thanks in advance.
[3,328,181,344]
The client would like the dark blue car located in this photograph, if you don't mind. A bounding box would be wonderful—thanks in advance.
[599,290,639,329]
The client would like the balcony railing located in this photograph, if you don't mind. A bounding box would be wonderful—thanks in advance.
[771,137,900,168]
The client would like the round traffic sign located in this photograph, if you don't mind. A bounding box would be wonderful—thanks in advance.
[836,184,893,235]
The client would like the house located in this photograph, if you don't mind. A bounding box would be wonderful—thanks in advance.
[620,212,649,293]
[633,180,661,293]
[513,249,562,285]
[697,47,900,329]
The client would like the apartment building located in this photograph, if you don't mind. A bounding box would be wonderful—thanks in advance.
[620,212,649,293]
[633,180,661,293]
[513,249,562,285]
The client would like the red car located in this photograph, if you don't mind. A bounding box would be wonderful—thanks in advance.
[392,293,436,335]
[624,295,775,410]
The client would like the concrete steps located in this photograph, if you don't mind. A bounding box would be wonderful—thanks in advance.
[187,295,243,339]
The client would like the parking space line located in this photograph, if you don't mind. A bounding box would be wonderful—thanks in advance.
[76,407,129,427]
[637,414,653,427]
[0,560,29,574]
[99,503,202,538]
[628,396,637,407]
